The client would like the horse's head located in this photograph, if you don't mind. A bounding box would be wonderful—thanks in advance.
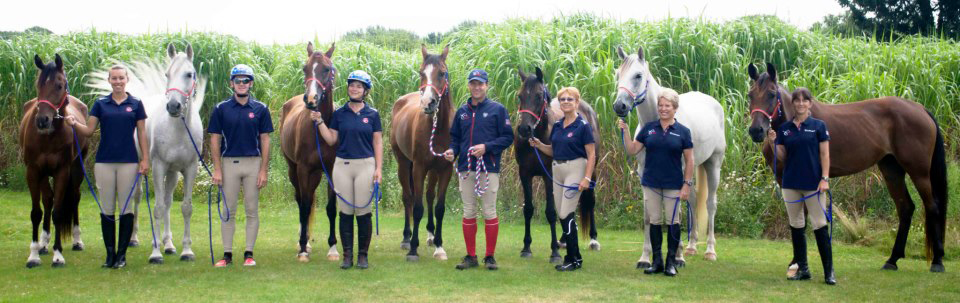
[164,43,197,118]
[33,54,68,134]
[303,42,336,111]
[418,44,450,115]
[747,62,790,143]
[516,67,550,140]
[613,45,654,118]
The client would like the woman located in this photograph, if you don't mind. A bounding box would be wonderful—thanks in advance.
[767,87,835,285]
[66,64,149,269]
[529,87,596,272]
[312,70,383,270]
[617,88,693,277]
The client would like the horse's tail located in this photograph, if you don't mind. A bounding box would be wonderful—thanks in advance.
[579,188,595,238]
[55,155,84,241]
[925,110,948,262]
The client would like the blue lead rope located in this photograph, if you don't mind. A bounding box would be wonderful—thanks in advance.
[179,117,229,266]
[313,122,382,234]
[530,147,594,199]
[772,140,834,241]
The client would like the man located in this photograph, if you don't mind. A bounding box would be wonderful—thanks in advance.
[208,64,273,267]
[444,69,514,270]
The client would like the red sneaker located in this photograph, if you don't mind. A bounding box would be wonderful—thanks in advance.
[214,258,232,267]
[243,257,257,267]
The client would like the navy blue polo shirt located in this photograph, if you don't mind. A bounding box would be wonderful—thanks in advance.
[449,98,514,173]
[206,96,274,157]
[89,94,147,163]
[329,102,382,159]
[775,117,830,191]
[636,120,694,189]
[549,115,595,161]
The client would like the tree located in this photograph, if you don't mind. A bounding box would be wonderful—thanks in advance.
[837,0,959,39]
[341,26,420,52]
[0,26,52,40]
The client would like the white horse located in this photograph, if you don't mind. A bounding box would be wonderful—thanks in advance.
[87,43,207,264]
[612,46,726,267]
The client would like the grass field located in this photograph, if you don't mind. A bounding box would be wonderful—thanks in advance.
[1,190,957,302]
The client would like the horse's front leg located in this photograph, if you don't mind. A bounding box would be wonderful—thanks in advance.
[50,168,71,267]
[148,162,168,264]
[543,175,562,264]
[326,184,340,261]
[519,173,535,258]
[179,165,199,261]
[407,166,428,261]
[425,172,437,247]
[431,167,453,260]
[25,168,43,268]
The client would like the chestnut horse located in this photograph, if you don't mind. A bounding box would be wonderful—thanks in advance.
[391,44,454,261]
[747,63,948,272]
[20,54,88,268]
[514,67,600,264]
[280,42,341,262]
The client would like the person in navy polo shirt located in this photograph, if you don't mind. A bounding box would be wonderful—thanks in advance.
[529,87,596,272]
[67,64,149,269]
[618,88,693,277]
[442,69,514,270]
[208,64,273,267]
[311,70,382,270]
[767,87,835,285]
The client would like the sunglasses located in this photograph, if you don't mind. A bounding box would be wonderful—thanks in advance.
[558,97,577,102]
[232,78,253,85]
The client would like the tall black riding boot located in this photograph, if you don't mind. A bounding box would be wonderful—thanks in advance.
[664,224,681,276]
[644,224,664,274]
[787,226,811,280]
[556,214,582,271]
[100,214,116,268]
[114,213,135,269]
[356,214,372,269]
[339,212,354,269]
[814,226,836,285]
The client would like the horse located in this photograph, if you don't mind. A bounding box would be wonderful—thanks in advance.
[514,67,601,263]
[20,54,88,268]
[87,43,207,264]
[612,46,727,268]
[390,44,455,261]
[280,42,341,262]
[746,62,948,272]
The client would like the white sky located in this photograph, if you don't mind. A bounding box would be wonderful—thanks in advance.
[2,0,844,44]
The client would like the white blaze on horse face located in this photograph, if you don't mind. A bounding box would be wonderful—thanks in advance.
[307,62,319,99]
[420,64,436,106]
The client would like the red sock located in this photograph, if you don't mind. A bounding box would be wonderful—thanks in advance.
[485,218,499,257]
[462,218,477,257]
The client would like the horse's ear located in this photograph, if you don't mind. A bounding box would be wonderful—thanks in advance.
[616,45,626,61]
[167,42,176,59]
[54,54,63,71]
[306,41,315,56]
[325,43,335,58]
[440,44,449,61]
[421,44,429,59]
[766,62,777,83]
[517,68,526,82]
[34,54,44,70]
[637,46,645,62]
[535,66,544,83]
[748,63,759,81]
[186,42,194,60]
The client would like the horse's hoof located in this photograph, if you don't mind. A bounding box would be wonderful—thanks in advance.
[704,252,717,261]
[787,263,799,278]
[72,243,84,251]
[180,254,195,262]
[674,259,686,268]
[589,240,601,251]
[426,238,434,247]
[931,264,945,273]
[149,257,164,264]
[327,254,340,261]
[558,242,567,249]
[882,263,898,271]
[52,261,65,268]
[433,248,448,260]
[297,253,310,263]
[164,248,176,255]
[636,261,651,269]
[406,254,420,262]
[128,241,140,248]
[520,250,533,258]
[401,242,411,250]
[38,247,49,255]
[684,248,698,256]
[26,260,41,268]
[550,255,563,264]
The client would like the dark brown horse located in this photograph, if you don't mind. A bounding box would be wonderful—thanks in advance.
[19,54,88,268]
[514,67,600,264]
[280,42,341,262]
[747,63,948,272]
[391,44,455,261]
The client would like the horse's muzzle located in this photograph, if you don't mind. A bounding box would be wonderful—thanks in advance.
[613,102,629,118]
[35,116,52,133]
[167,101,182,117]
[748,126,765,143]
[518,124,533,139]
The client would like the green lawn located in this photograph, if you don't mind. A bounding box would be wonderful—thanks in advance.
[0,190,956,302]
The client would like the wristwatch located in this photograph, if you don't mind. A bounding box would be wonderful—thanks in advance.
[684,179,694,186]
[821,176,829,182]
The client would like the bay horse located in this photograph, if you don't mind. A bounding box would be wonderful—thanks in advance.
[612,46,726,268]
[280,42,341,262]
[391,44,454,261]
[747,62,948,272]
[514,67,601,264]
[20,54,88,268]
[86,43,208,263]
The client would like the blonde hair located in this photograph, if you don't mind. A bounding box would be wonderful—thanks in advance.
[658,88,680,109]
[109,64,129,77]
[557,86,581,101]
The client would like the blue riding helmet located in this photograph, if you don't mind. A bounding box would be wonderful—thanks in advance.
[230,64,255,81]
[347,70,372,89]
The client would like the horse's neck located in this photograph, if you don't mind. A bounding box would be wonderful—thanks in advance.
[320,93,335,119]
[436,93,454,132]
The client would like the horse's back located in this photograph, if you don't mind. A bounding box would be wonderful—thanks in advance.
[676,91,726,164]
[280,95,308,160]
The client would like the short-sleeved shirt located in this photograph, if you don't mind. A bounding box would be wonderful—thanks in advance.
[89,94,147,163]
[448,98,515,173]
[549,115,595,161]
[636,120,694,189]
[329,102,382,159]
[775,117,830,190]
[206,96,274,157]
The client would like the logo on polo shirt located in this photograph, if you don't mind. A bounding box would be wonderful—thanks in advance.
[505,119,510,126]
[567,132,573,138]
[362,117,369,124]
[826,130,830,136]
[648,129,656,135]
[483,112,489,118]
[783,130,791,136]
[248,112,255,119]
[125,107,132,112]
[460,113,469,120]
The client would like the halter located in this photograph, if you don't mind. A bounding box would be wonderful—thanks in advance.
[37,76,70,119]
[618,78,650,113]
[751,90,783,122]
[516,86,551,128]
[304,66,336,111]
[419,68,449,99]
[165,79,197,99]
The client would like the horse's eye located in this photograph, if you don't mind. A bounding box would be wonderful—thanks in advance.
[185,72,193,79]
[634,74,642,79]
